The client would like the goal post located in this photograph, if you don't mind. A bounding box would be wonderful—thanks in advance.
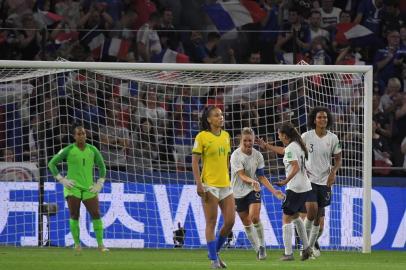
[362,68,373,253]
[0,60,372,252]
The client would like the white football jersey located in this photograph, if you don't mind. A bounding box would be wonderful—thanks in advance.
[230,147,265,198]
[319,7,341,28]
[283,141,312,193]
[302,130,342,185]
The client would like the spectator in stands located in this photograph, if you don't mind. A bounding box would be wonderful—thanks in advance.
[131,0,157,30]
[309,10,330,43]
[22,114,38,162]
[374,30,405,91]
[318,0,342,31]
[157,7,180,50]
[18,13,41,60]
[111,9,137,39]
[109,94,130,129]
[372,120,393,176]
[306,36,332,65]
[275,8,310,64]
[259,0,281,64]
[335,46,364,65]
[206,87,225,111]
[130,117,159,171]
[400,25,406,48]
[248,51,261,64]
[379,77,402,113]
[334,0,361,19]
[373,94,393,139]
[73,84,105,145]
[99,110,130,171]
[1,148,15,162]
[137,12,162,62]
[402,65,406,92]
[102,0,123,22]
[354,0,384,35]
[204,32,222,63]
[136,86,167,135]
[229,96,259,137]
[40,96,71,158]
[184,31,222,63]
[393,92,406,148]
[332,10,354,51]
[78,1,114,37]
[55,0,81,29]
[78,2,113,61]
[381,0,403,36]
[74,86,106,132]
[401,136,406,170]
[172,86,202,171]
[136,86,173,163]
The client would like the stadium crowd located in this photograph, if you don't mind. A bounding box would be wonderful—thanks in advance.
[0,0,406,176]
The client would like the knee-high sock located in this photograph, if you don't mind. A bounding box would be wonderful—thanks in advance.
[282,223,293,256]
[304,218,312,238]
[309,224,320,248]
[69,219,80,246]
[216,234,228,252]
[244,224,259,251]
[207,240,217,260]
[292,217,309,249]
[253,221,265,248]
[92,219,104,247]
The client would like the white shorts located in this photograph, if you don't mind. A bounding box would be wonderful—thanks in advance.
[203,184,233,201]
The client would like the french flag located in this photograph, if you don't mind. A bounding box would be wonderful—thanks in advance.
[55,31,79,45]
[105,38,131,60]
[80,26,106,60]
[344,24,379,47]
[203,0,266,33]
[87,33,105,60]
[153,48,189,63]
[38,10,63,25]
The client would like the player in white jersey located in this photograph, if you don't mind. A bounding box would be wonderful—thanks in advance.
[301,107,342,256]
[230,128,284,260]
[274,123,313,261]
[257,107,342,257]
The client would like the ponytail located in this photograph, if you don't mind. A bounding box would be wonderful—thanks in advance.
[279,123,308,159]
[200,106,217,131]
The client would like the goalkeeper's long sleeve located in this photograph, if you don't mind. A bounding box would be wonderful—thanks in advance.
[92,145,107,178]
[48,147,69,176]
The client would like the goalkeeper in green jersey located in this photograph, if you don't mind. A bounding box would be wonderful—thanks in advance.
[48,126,108,252]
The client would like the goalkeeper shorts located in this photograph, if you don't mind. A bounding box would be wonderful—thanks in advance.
[64,186,97,201]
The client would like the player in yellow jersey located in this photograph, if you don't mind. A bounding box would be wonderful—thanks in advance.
[192,106,235,269]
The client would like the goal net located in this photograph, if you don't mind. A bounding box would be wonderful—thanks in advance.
[0,61,372,252]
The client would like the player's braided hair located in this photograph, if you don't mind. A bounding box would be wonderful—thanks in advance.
[200,105,218,131]
[279,122,308,159]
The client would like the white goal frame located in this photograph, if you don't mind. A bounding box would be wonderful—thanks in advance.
[0,60,373,253]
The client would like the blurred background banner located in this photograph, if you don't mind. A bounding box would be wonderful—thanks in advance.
[0,176,404,250]
[0,162,39,181]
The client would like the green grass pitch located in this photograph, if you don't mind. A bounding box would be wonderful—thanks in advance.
[0,247,405,270]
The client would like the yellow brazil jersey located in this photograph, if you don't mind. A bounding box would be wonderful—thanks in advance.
[192,130,231,187]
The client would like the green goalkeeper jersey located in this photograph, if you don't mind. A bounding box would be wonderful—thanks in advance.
[48,143,106,189]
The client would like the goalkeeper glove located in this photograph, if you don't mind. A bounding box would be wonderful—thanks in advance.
[89,178,105,193]
[56,174,75,189]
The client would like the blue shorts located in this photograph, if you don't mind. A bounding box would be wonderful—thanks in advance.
[282,190,312,216]
[235,191,261,212]
[311,183,332,208]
